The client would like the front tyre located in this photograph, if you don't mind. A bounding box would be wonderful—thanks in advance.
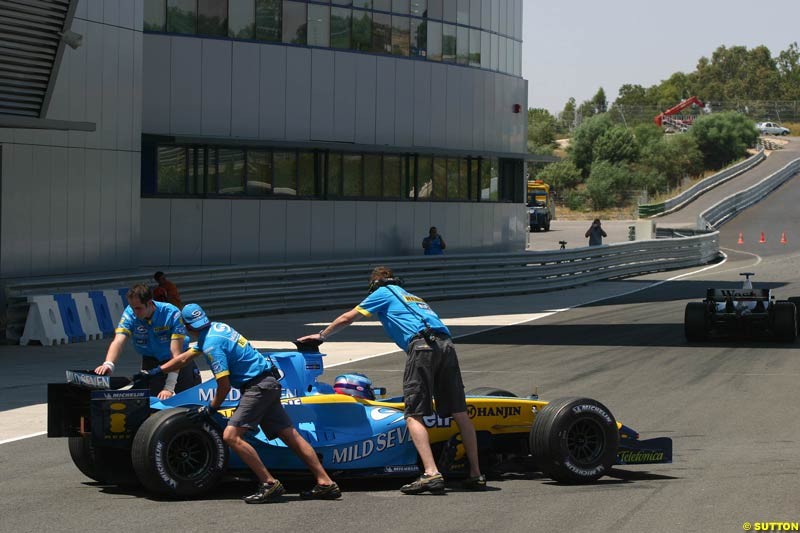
[131,408,227,499]
[530,397,619,484]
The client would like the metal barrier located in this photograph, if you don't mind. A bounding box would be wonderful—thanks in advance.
[698,158,800,229]
[638,150,766,218]
[5,234,720,343]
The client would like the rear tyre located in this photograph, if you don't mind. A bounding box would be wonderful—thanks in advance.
[68,436,99,482]
[772,301,797,342]
[787,297,800,333]
[131,408,227,499]
[684,302,709,341]
[529,397,619,483]
[466,387,518,397]
[68,435,138,485]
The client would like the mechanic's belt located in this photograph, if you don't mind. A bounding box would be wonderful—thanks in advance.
[410,330,451,343]
[239,367,280,391]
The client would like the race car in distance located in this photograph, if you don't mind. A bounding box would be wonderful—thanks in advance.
[684,273,799,342]
[756,122,790,136]
[48,342,673,499]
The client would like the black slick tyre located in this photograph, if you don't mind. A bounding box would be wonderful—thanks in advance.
[787,297,800,333]
[131,408,227,499]
[68,435,99,482]
[530,397,619,484]
[772,301,797,342]
[684,302,708,341]
[68,435,138,485]
[466,387,518,397]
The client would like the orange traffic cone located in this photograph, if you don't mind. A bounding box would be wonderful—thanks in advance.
[759,232,766,243]
[781,231,787,244]
[737,232,744,245]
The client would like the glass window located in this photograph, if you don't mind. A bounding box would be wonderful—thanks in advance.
[343,153,362,196]
[372,12,391,53]
[383,156,402,198]
[480,158,491,200]
[469,0,480,29]
[391,16,410,56]
[198,0,228,36]
[187,147,201,194]
[442,23,456,63]
[218,149,245,195]
[468,158,478,200]
[427,0,442,19]
[426,21,441,61]
[206,148,219,194]
[442,0,456,22]
[167,0,196,34]
[410,0,426,17]
[432,157,446,199]
[417,156,432,199]
[229,0,255,38]
[480,30,489,68]
[363,154,381,197]
[490,0,498,32]
[298,152,315,196]
[490,32,498,70]
[391,0,409,13]
[459,158,469,200]
[351,10,371,51]
[410,18,426,57]
[256,0,281,41]
[373,0,391,11]
[307,4,330,46]
[469,28,480,66]
[456,25,468,64]
[282,0,306,44]
[157,146,186,194]
[446,158,459,199]
[247,150,272,195]
[456,0,469,25]
[352,0,371,7]
[273,151,297,196]
[331,7,351,48]
[327,153,343,197]
[144,0,166,31]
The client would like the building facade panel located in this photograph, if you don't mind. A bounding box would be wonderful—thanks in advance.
[100,24,120,150]
[170,37,202,135]
[394,60,414,148]
[200,200,232,264]
[310,202,336,258]
[412,61,431,147]
[201,39,233,137]
[445,66,461,150]
[169,198,203,265]
[30,148,53,275]
[66,149,87,272]
[1,145,33,275]
[49,148,69,271]
[142,34,171,134]
[141,198,171,266]
[285,201,313,261]
[99,150,119,268]
[354,55,377,145]
[230,200,261,264]
[375,57,396,146]
[258,201,288,262]
[117,29,136,150]
[259,45,287,140]
[333,201,358,257]
[285,47,312,141]
[311,49,336,142]
[115,150,135,268]
[231,42,261,139]
[83,150,102,269]
[333,53,357,142]
[428,64,447,148]
[67,18,88,149]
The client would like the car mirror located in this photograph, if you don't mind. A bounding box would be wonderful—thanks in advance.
[373,386,387,397]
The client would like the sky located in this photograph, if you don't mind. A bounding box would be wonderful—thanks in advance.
[522,0,800,115]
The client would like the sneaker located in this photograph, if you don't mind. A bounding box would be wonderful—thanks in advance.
[300,482,342,500]
[462,474,487,490]
[243,480,285,504]
[400,473,445,495]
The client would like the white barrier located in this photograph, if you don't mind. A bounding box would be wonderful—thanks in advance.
[103,289,126,327]
[19,295,69,346]
[71,292,103,341]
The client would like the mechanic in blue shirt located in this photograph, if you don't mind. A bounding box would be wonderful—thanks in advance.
[138,304,341,504]
[94,284,199,399]
[422,226,446,255]
[298,266,485,494]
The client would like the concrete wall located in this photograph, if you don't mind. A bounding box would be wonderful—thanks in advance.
[140,198,526,265]
[141,36,528,154]
[0,0,143,279]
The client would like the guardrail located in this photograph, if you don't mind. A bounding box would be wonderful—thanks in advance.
[698,158,800,229]
[638,150,766,218]
[5,234,720,344]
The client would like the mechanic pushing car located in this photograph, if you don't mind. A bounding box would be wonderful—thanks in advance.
[135,304,341,503]
[298,266,486,494]
[94,284,200,400]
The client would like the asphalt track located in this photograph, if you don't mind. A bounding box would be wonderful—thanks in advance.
[3,152,800,532]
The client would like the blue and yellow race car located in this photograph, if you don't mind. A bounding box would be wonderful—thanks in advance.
[48,343,672,499]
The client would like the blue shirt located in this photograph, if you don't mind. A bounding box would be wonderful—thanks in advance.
[355,286,450,351]
[115,301,189,362]
[192,322,271,389]
[423,235,444,255]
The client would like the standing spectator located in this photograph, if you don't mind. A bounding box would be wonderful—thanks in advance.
[154,271,182,309]
[422,227,446,255]
[137,304,341,503]
[94,284,200,399]
[585,218,608,246]
[297,266,485,494]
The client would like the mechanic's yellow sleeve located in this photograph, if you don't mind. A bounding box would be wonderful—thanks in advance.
[170,333,185,340]
[355,306,372,317]
[214,370,230,380]
[115,327,131,336]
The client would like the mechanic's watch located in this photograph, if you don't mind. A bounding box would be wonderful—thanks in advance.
[101,361,115,372]
[318,329,327,341]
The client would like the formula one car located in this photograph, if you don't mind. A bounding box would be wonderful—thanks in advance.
[684,273,799,342]
[48,342,673,499]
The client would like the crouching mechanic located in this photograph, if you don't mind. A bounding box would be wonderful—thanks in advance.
[95,284,199,399]
[298,266,485,494]
[135,304,341,503]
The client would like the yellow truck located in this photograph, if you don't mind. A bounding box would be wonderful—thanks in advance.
[526,180,555,232]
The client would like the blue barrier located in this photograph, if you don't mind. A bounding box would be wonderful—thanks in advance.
[53,294,86,342]
[117,288,128,308]
[88,291,114,337]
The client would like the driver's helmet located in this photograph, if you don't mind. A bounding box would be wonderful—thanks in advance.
[333,373,375,400]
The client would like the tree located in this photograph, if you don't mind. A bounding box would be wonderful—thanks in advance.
[535,160,583,194]
[558,97,577,130]
[689,112,758,169]
[593,126,638,164]
[639,134,703,191]
[527,108,557,153]
[584,161,635,210]
[567,113,614,176]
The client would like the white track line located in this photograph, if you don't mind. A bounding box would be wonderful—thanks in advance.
[0,431,46,445]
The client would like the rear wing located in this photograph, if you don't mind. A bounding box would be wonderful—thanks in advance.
[707,288,771,301]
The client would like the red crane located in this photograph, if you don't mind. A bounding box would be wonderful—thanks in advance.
[654,96,705,127]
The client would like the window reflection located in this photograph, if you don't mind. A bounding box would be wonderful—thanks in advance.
[432,158,446,199]
[157,146,186,194]
[167,0,196,34]
[442,23,456,63]
[363,154,381,197]
[343,153,362,196]
[273,151,297,196]
[256,0,281,41]
[391,16,410,56]
[229,0,255,39]
[456,25,468,65]
[351,10,372,51]
[282,0,307,45]
[330,7,351,48]
[307,3,330,47]
[328,153,343,197]
[298,152,315,196]
[144,0,166,31]
[198,0,228,36]
[218,149,245,195]
[410,18,426,57]
[247,150,273,195]
[383,155,401,198]
[417,156,432,199]
[426,21,441,61]
[371,12,391,53]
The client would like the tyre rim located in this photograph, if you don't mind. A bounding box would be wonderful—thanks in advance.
[565,418,605,465]
[166,430,214,480]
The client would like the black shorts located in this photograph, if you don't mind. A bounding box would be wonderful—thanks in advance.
[228,375,292,439]
[141,357,201,397]
[403,336,467,418]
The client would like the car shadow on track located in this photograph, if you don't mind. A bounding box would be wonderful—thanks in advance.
[579,279,788,306]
